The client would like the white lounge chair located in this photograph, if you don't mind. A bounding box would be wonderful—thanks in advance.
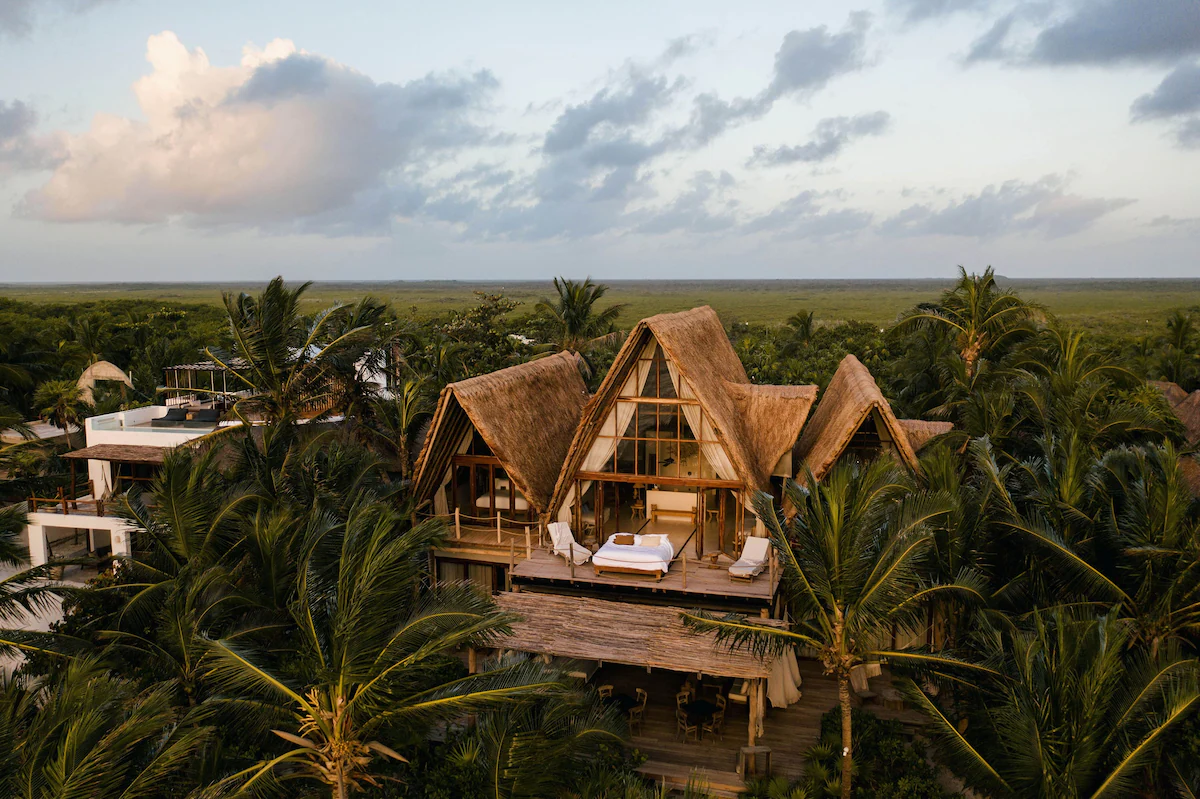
[548,522,591,566]
[728,536,770,582]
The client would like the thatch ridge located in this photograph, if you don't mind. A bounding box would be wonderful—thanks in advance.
[794,354,920,480]
[548,307,819,516]
[495,592,780,679]
[897,419,954,452]
[411,352,590,514]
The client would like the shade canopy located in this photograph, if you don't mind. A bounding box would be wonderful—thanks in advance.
[61,444,168,465]
[495,592,781,679]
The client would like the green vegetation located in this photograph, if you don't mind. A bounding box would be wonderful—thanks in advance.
[0,272,1198,797]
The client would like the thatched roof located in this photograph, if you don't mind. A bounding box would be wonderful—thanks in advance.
[549,307,817,511]
[495,592,781,679]
[411,352,590,515]
[61,444,168,464]
[1174,391,1200,445]
[77,360,133,405]
[898,419,954,452]
[794,354,920,480]
[1150,380,1189,407]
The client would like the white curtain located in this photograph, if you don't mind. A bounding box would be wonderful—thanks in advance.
[435,429,473,516]
[767,647,803,708]
[558,354,654,523]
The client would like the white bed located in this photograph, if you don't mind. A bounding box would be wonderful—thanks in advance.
[475,490,530,512]
[592,532,675,579]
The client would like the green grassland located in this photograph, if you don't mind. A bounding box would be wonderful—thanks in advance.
[3,279,1199,335]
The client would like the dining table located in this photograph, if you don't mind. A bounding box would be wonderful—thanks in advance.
[612,693,639,713]
[682,698,719,732]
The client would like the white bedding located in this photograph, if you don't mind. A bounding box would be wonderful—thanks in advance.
[592,532,675,574]
[475,491,529,512]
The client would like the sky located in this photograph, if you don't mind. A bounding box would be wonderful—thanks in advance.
[0,0,1198,281]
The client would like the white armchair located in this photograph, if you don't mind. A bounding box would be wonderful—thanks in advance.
[548,522,591,565]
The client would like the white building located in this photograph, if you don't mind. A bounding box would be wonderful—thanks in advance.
[24,405,228,568]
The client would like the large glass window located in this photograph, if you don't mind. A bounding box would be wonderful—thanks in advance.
[593,343,726,479]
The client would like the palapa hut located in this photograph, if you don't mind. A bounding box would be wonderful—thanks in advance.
[794,354,946,480]
[411,351,590,524]
[546,306,817,556]
[76,360,134,405]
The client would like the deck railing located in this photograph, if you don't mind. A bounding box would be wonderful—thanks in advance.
[27,494,116,517]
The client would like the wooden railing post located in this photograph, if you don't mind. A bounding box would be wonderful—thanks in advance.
[769,546,776,586]
[507,541,515,590]
[524,526,531,559]
[682,551,687,589]
[454,509,461,539]
[496,513,503,544]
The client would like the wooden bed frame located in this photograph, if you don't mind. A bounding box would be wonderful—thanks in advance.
[649,504,699,525]
[593,563,666,581]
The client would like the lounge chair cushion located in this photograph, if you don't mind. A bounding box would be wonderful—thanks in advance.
[190,409,220,423]
[548,522,591,565]
[161,407,188,422]
[728,536,770,578]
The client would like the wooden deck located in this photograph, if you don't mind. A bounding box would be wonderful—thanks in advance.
[511,548,780,608]
[598,661,925,786]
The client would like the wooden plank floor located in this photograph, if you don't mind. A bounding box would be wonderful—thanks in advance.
[512,548,779,603]
[599,660,925,782]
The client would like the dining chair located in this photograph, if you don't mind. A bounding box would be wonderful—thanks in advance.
[702,709,725,742]
[715,694,727,711]
[675,690,691,709]
[598,684,613,699]
[676,709,699,743]
[627,704,645,735]
[636,688,648,709]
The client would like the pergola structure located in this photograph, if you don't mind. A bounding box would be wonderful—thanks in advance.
[60,444,167,496]
[161,360,245,407]
[493,592,780,746]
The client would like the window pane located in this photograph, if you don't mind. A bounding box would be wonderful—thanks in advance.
[658,405,678,439]
[679,442,700,479]
[679,406,697,440]
[618,403,638,438]
[637,403,657,438]
[658,442,678,477]
[640,440,657,476]
[657,358,678,398]
[599,409,616,437]
[615,439,636,474]
[698,449,717,479]
[640,361,658,397]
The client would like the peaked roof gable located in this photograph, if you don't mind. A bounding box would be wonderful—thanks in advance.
[549,307,817,514]
[412,351,589,514]
[794,354,920,480]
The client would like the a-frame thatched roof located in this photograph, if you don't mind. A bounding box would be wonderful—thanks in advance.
[794,354,921,480]
[897,419,954,452]
[549,307,817,513]
[411,351,590,515]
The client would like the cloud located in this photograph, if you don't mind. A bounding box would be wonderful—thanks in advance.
[0,99,65,173]
[1029,0,1200,66]
[632,170,738,235]
[18,32,499,232]
[750,111,891,166]
[743,190,874,239]
[1130,61,1200,148]
[966,0,1200,67]
[881,175,1134,239]
[888,0,995,23]
[672,13,872,147]
[0,0,116,37]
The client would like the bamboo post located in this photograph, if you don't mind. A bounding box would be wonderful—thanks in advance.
[682,552,687,589]
[769,546,776,587]
[570,549,575,578]
[468,647,477,674]
[497,513,503,544]
[748,680,758,746]
[524,526,531,559]
[455,508,461,539]
[507,541,515,590]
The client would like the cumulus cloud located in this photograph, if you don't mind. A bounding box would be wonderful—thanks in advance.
[0,99,65,173]
[888,0,995,23]
[966,0,1200,66]
[18,33,498,232]
[881,175,1134,239]
[673,13,872,148]
[744,191,874,239]
[633,170,738,235]
[0,0,115,37]
[750,111,891,166]
[1130,61,1200,148]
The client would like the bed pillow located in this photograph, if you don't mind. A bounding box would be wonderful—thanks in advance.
[638,535,663,548]
[613,534,635,546]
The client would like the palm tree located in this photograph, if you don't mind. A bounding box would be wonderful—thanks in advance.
[0,656,214,797]
[364,379,433,479]
[899,267,1038,380]
[536,277,626,354]
[1161,310,1198,387]
[32,380,88,450]
[682,460,989,799]
[781,310,816,358]
[202,505,564,798]
[909,610,1200,799]
[206,277,378,424]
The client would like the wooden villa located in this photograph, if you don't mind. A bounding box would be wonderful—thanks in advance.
[409,306,943,788]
